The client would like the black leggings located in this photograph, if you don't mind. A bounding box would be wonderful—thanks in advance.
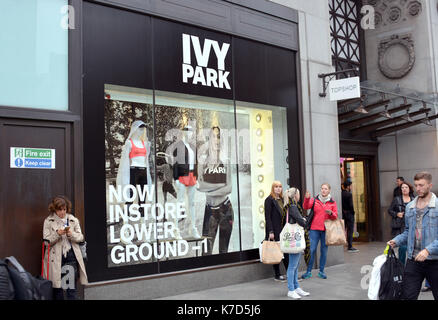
[128,167,150,216]
[202,200,234,255]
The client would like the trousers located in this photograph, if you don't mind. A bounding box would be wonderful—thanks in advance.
[402,259,438,300]
[307,230,328,273]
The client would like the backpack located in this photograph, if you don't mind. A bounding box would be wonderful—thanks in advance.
[4,256,53,300]
[0,260,15,300]
[378,247,404,300]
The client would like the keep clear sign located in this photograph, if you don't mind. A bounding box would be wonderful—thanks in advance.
[10,147,56,169]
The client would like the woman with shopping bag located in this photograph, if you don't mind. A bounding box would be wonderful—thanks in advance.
[264,181,289,282]
[301,183,338,280]
[282,188,310,299]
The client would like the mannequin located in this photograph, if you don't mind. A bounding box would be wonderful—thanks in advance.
[116,120,153,224]
[198,126,233,254]
[169,124,200,239]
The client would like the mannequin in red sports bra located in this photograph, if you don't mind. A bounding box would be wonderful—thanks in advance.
[116,120,153,224]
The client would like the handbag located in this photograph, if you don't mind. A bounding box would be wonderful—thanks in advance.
[324,218,347,246]
[279,208,305,254]
[260,239,283,264]
[305,199,316,230]
[378,247,404,300]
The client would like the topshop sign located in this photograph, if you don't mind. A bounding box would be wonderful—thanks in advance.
[182,34,231,90]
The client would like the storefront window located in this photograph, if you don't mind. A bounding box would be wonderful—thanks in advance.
[104,85,155,267]
[103,85,290,267]
[0,0,68,110]
[235,101,289,250]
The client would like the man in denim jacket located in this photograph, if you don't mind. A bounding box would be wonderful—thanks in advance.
[388,171,438,300]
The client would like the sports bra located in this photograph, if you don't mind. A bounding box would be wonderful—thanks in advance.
[129,139,146,159]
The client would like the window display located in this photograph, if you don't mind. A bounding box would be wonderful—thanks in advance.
[103,85,289,268]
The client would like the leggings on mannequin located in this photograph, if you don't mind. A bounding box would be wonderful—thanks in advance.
[175,180,196,228]
[202,200,233,255]
[128,167,150,217]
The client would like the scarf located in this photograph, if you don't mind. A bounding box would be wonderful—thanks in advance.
[53,213,72,258]
[318,193,332,204]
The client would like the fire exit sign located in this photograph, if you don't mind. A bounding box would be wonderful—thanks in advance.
[10,147,56,169]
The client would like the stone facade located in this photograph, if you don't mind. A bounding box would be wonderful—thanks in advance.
[364,0,438,242]
[270,0,344,266]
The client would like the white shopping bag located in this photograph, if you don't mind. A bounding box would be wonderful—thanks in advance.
[368,254,387,300]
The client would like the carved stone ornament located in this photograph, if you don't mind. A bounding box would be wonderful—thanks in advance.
[407,1,422,16]
[378,34,415,79]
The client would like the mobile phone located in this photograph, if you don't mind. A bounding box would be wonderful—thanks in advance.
[64,226,70,232]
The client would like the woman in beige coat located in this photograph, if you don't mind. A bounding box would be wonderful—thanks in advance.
[43,196,88,299]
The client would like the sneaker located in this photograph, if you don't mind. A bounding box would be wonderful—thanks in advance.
[348,247,360,253]
[301,272,312,279]
[287,290,301,299]
[295,287,310,296]
[318,271,327,279]
[421,286,432,292]
[274,275,286,282]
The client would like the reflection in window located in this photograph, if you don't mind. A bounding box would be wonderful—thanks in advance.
[0,0,68,110]
[102,86,290,267]
[236,101,289,250]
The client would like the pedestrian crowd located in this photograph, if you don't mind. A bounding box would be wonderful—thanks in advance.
[263,171,437,300]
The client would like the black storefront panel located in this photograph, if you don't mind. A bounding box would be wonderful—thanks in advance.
[83,2,157,282]
[153,18,233,100]
[83,3,299,282]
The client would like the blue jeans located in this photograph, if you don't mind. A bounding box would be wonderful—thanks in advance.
[287,253,302,291]
[307,230,328,273]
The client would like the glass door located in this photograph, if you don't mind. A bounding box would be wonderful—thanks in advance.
[343,160,368,241]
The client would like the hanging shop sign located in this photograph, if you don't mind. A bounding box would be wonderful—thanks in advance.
[10,147,56,169]
[328,76,360,101]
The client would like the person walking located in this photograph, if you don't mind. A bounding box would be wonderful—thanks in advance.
[301,183,338,280]
[264,181,289,282]
[393,176,405,198]
[387,172,438,300]
[388,181,415,265]
[283,188,310,299]
[43,196,88,300]
[342,181,359,253]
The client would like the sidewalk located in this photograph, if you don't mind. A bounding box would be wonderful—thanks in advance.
[157,242,434,300]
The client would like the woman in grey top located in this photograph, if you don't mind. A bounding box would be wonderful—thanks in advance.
[198,126,233,255]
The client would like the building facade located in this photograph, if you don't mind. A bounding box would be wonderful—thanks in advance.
[1,0,437,299]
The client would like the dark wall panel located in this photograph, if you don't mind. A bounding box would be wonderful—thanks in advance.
[153,17,233,100]
[0,120,70,275]
[83,2,156,282]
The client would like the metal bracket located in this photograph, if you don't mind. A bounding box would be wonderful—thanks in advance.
[318,68,359,97]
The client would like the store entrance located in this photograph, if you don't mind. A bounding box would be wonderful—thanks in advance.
[340,157,373,242]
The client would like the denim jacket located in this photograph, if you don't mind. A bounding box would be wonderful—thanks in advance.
[393,193,438,260]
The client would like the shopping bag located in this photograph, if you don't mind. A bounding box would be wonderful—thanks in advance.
[260,240,283,264]
[279,212,305,254]
[378,247,404,300]
[368,254,387,300]
[324,219,347,246]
